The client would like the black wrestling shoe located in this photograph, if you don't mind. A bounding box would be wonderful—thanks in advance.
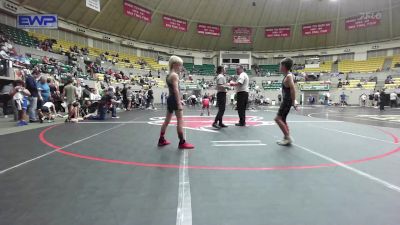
[235,123,246,127]
[212,123,220,129]
[219,123,228,128]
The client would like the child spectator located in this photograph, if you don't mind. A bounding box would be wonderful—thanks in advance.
[68,102,81,123]
[10,80,31,126]
[200,94,211,116]
[80,100,93,117]
[147,86,154,109]
[126,86,133,111]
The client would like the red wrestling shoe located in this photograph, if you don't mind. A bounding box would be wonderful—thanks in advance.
[178,141,195,149]
[158,138,171,147]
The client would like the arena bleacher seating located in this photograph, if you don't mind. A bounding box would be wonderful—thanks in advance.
[192,64,215,76]
[384,77,400,89]
[342,80,377,90]
[297,61,333,73]
[28,31,164,72]
[226,68,236,75]
[259,65,280,74]
[0,23,37,47]
[183,63,194,73]
[338,57,385,73]
[391,55,400,68]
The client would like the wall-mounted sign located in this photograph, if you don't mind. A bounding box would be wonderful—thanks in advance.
[265,26,291,38]
[345,11,382,30]
[302,22,331,36]
[123,1,152,23]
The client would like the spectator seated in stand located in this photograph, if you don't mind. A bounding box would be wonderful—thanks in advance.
[84,87,120,120]
[0,36,16,58]
[59,45,66,54]
[90,88,101,101]
[42,56,50,64]
[337,80,343,88]
[385,76,394,84]
[122,72,130,80]
[111,57,117,65]
[114,71,122,81]
[80,100,98,117]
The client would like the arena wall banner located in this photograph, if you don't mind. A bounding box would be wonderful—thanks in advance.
[232,27,252,44]
[163,15,188,32]
[302,22,331,36]
[345,11,382,30]
[123,1,152,23]
[265,26,291,38]
[17,14,58,29]
[197,23,221,37]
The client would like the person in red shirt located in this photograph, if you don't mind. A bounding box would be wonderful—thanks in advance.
[200,94,211,116]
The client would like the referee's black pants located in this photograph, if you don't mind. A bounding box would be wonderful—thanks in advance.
[214,92,226,125]
[236,91,249,125]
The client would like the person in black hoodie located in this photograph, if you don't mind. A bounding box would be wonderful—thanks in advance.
[25,70,39,122]
[121,84,128,110]
[147,86,154,109]
[82,85,91,100]
[379,90,386,111]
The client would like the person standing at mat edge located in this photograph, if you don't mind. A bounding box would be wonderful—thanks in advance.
[212,66,228,129]
[229,65,249,126]
[158,56,194,149]
[275,58,298,146]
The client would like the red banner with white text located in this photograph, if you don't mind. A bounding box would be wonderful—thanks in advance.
[163,15,187,32]
[345,12,382,30]
[302,22,331,36]
[123,1,152,23]
[232,27,252,44]
[265,27,291,38]
[197,23,221,37]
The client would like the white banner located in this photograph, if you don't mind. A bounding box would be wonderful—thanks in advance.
[158,60,168,66]
[86,0,100,12]
[305,64,320,69]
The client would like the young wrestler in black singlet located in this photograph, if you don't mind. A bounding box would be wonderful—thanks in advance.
[158,56,194,149]
[275,58,298,146]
